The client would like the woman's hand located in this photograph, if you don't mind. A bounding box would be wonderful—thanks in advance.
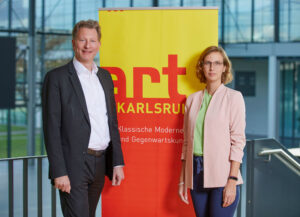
[178,183,189,204]
[222,179,237,207]
[178,160,189,204]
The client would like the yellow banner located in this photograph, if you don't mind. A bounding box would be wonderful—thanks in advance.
[99,8,218,217]
[99,8,218,99]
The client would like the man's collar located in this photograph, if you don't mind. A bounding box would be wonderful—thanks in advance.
[73,57,98,76]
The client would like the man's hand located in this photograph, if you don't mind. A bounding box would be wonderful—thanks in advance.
[112,167,124,186]
[54,175,71,194]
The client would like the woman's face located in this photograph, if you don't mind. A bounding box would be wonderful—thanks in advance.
[203,52,226,84]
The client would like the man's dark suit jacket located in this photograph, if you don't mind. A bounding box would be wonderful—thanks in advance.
[42,61,124,184]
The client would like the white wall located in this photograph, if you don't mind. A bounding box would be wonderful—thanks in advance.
[231,58,268,138]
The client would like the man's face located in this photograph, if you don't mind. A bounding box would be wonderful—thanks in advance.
[72,27,100,65]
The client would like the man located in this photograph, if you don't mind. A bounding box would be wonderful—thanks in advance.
[42,20,124,217]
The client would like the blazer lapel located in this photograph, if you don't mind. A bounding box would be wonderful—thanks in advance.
[67,61,91,126]
[97,68,111,106]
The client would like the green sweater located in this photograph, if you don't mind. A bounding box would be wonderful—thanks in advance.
[193,89,212,156]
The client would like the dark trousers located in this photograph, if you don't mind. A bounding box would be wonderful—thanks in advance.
[59,152,106,217]
[190,156,240,217]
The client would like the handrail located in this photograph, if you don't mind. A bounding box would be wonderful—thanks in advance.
[0,155,56,217]
[258,149,300,172]
[288,148,300,157]
[0,155,47,161]
[246,139,300,217]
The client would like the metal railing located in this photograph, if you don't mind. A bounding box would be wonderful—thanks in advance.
[1,138,299,217]
[259,148,300,176]
[246,138,300,217]
[0,155,57,217]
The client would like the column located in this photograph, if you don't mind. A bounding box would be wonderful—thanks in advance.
[268,55,279,139]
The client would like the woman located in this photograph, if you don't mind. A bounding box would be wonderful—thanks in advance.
[178,46,246,217]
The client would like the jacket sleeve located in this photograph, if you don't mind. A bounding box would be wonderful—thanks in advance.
[229,91,246,163]
[107,72,124,167]
[181,97,190,160]
[42,71,67,179]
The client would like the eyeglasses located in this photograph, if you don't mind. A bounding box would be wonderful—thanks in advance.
[203,61,224,67]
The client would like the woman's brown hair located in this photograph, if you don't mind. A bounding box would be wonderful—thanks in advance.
[196,46,233,84]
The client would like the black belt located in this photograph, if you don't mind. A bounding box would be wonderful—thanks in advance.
[87,148,105,157]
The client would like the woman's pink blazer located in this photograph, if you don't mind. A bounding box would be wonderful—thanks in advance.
[181,84,246,189]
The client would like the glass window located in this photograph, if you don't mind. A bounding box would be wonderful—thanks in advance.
[280,0,300,42]
[44,35,73,72]
[183,0,204,6]
[12,0,29,30]
[254,0,274,42]
[0,33,30,158]
[106,0,131,7]
[296,63,300,141]
[158,0,181,7]
[35,0,43,30]
[224,0,251,43]
[0,0,8,29]
[206,0,222,42]
[280,61,300,148]
[133,0,153,7]
[45,0,73,31]
[0,107,29,158]
[11,33,28,107]
[77,0,101,22]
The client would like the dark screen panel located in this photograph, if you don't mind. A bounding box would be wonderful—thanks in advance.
[0,37,16,109]
[235,71,256,97]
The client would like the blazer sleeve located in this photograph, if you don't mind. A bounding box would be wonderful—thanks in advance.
[181,97,190,160]
[42,71,67,179]
[107,72,124,167]
[229,91,246,163]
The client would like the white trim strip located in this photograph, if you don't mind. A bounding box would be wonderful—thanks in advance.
[99,7,218,11]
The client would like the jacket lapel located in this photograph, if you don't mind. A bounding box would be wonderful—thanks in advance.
[67,61,91,126]
[97,68,111,107]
